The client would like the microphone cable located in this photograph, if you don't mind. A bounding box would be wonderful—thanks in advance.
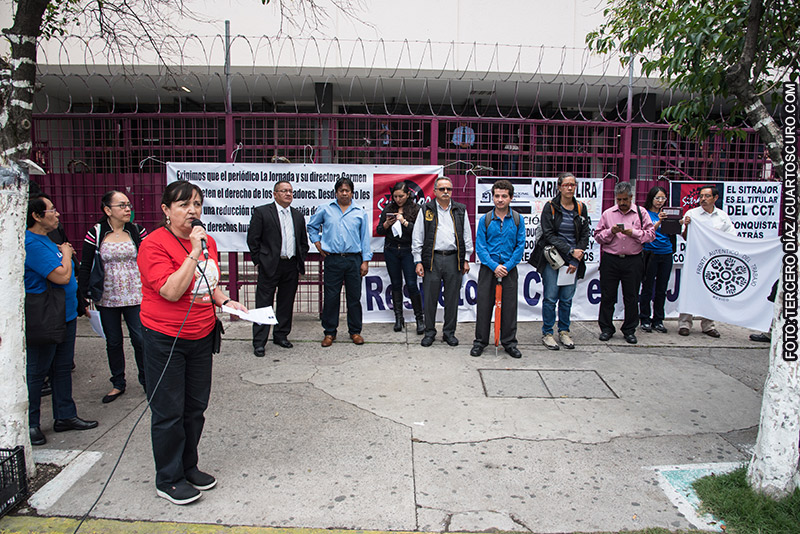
[71,244,217,534]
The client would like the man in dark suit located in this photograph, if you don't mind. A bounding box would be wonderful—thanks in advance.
[247,180,309,356]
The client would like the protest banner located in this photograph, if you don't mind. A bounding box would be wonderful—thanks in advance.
[166,163,442,252]
[474,176,605,263]
[678,221,781,332]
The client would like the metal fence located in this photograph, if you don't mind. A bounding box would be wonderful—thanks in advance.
[31,113,774,309]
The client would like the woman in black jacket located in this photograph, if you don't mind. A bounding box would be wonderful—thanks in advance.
[376,181,424,333]
[529,172,591,350]
[79,191,148,403]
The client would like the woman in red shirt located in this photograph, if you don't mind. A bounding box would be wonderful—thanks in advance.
[138,181,246,505]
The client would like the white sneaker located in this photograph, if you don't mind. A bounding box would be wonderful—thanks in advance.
[542,334,560,351]
[558,331,575,349]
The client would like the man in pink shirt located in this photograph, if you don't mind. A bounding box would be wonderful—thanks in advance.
[594,182,655,344]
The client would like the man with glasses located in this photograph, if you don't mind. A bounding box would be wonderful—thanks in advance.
[247,180,309,356]
[594,182,655,344]
[412,177,473,347]
[678,185,735,337]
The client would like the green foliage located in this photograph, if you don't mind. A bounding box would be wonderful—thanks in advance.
[587,0,800,139]
[693,467,800,533]
[40,0,82,39]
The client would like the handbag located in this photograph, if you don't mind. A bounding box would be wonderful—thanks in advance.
[211,318,224,354]
[543,245,566,270]
[25,281,66,345]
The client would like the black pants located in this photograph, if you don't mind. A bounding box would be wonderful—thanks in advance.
[422,252,462,338]
[143,326,213,491]
[473,265,518,348]
[253,259,300,348]
[598,253,643,336]
[321,254,363,336]
[639,251,673,324]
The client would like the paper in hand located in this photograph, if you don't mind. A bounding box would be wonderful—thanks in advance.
[222,305,278,325]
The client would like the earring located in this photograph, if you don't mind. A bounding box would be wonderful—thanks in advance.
[166,215,171,226]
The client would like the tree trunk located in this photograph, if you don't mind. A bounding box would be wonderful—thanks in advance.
[0,178,33,476]
[1,0,49,477]
[747,275,800,497]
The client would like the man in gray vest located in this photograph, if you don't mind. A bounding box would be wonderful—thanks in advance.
[412,177,474,347]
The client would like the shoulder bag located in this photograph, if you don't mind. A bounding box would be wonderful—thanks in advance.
[25,281,66,345]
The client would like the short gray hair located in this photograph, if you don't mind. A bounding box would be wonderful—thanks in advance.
[614,181,633,197]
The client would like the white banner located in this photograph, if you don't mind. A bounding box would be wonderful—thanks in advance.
[362,263,687,324]
[678,220,781,331]
[166,163,443,252]
[474,177,605,264]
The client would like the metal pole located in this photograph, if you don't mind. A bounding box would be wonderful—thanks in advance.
[225,20,232,114]
[620,56,634,183]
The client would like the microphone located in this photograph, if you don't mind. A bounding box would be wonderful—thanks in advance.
[191,219,209,259]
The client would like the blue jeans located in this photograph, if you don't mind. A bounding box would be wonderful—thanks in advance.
[97,305,145,390]
[321,254,363,336]
[27,319,78,427]
[639,251,673,324]
[541,265,577,335]
[384,245,420,300]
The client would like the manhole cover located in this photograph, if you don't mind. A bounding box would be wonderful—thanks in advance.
[480,369,617,398]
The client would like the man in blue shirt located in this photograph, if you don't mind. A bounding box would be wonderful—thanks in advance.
[451,122,475,149]
[307,177,373,347]
[471,180,525,358]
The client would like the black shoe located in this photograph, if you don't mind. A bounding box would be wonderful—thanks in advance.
[750,332,771,343]
[640,322,652,333]
[416,318,425,335]
[624,333,638,344]
[254,346,265,357]
[505,346,522,359]
[30,426,46,446]
[53,417,98,432]
[41,379,52,397]
[598,331,613,341]
[470,345,484,357]
[653,323,668,333]
[273,339,293,349]
[421,335,435,347]
[102,388,125,404]
[443,335,459,346]
[393,316,404,332]
[185,468,217,491]
[156,481,201,505]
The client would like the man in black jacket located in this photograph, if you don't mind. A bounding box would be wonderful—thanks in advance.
[247,180,309,356]
[412,177,474,347]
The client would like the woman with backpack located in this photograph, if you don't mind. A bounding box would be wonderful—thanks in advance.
[79,190,148,403]
[529,172,591,350]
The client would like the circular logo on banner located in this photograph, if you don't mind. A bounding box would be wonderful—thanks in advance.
[702,254,751,297]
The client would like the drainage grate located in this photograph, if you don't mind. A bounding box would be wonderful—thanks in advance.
[479,369,617,399]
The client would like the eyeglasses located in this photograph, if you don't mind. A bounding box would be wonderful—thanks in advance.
[275,189,293,194]
[654,196,667,201]
[699,194,714,199]
[110,202,133,209]
[437,187,452,192]
[43,208,58,213]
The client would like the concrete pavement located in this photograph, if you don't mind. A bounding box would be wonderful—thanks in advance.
[2,316,769,533]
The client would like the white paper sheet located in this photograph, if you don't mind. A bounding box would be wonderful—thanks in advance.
[221,305,278,325]
[557,265,576,286]
[87,309,106,338]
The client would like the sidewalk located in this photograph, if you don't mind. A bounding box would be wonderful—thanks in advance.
[2,316,769,533]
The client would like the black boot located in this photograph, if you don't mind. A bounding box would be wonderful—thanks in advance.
[410,293,425,335]
[392,289,405,332]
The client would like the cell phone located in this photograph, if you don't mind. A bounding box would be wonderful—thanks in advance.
[386,213,397,218]
[616,223,624,229]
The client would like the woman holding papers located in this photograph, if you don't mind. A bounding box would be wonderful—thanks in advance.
[638,186,675,333]
[137,181,246,505]
[529,172,591,351]
[376,181,424,334]
[78,190,148,404]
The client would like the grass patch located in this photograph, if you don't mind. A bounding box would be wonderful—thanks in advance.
[693,466,800,534]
